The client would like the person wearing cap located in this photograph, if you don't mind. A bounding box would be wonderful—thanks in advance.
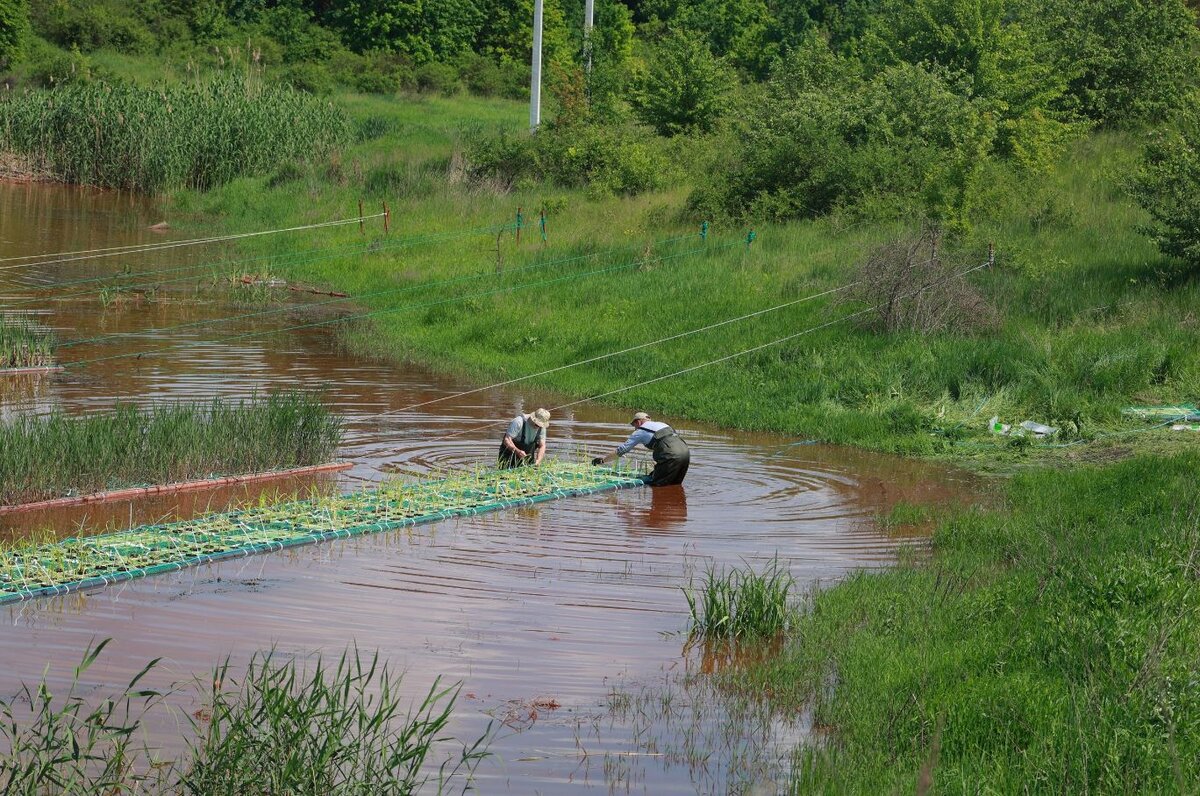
[591,412,690,486]
[498,408,550,468]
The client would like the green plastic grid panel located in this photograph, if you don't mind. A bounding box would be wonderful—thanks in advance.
[0,463,647,605]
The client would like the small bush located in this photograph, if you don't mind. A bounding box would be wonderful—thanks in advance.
[465,121,665,196]
[457,52,525,99]
[281,61,334,95]
[414,61,460,96]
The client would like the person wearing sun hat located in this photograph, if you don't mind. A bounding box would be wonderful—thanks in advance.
[498,408,551,468]
[591,411,690,486]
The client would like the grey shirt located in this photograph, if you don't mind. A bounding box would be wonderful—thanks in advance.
[506,414,546,445]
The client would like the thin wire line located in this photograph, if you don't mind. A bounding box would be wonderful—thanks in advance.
[56,233,699,350]
[369,282,860,425]
[0,222,512,301]
[406,259,991,451]
[60,238,735,368]
[0,214,386,271]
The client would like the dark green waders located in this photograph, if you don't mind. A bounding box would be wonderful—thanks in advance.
[645,425,690,486]
[498,417,541,469]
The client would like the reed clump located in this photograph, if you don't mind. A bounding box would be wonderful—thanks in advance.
[685,558,795,639]
[0,391,341,505]
[0,318,56,369]
[0,75,349,192]
[0,639,488,795]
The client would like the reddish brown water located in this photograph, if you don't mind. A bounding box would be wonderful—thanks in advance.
[0,182,981,793]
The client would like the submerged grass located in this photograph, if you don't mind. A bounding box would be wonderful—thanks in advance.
[0,391,341,505]
[0,318,55,369]
[0,639,488,795]
[686,558,796,640]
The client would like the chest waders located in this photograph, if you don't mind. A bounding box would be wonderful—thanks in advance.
[498,417,541,468]
[645,425,690,486]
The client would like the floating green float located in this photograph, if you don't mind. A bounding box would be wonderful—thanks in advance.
[0,462,647,605]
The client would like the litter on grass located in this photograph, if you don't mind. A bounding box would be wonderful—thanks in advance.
[989,417,1057,438]
[0,461,648,605]
[1122,404,1200,422]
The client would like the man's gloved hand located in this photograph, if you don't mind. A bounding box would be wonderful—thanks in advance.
[590,457,604,466]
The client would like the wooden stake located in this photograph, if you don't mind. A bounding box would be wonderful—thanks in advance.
[383,201,391,234]
[358,199,364,234]
[988,241,995,269]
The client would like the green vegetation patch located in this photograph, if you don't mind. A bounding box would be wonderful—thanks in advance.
[0,317,54,369]
[0,461,646,603]
[728,453,1200,791]
[0,640,488,794]
[0,392,342,505]
[0,75,349,191]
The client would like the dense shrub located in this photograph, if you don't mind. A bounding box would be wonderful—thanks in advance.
[465,121,665,196]
[456,52,525,99]
[413,60,460,95]
[1131,98,1200,268]
[33,2,153,54]
[1033,0,1200,125]
[0,0,29,68]
[692,41,998,225]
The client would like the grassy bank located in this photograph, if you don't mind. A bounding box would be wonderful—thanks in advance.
[709,452,1200,791]
[0,318,55,369]
[0,641,486,794]
[0,392,341,505]
[154,93,1199,468]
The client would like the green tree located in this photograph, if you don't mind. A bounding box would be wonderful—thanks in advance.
[325,0,431,60]
[632,29,735,135]
[690,34,997,226]
[1032,0,1200,125]
[859,0,1077,172]
[422,0,484,58]
[474,0,570,66]
[1131,98,1200,268]
[0,0,30,67]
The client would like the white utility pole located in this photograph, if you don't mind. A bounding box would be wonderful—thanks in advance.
[530,0,544,132]
[584,0,595,74]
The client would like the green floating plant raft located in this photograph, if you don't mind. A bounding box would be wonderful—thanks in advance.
[0,462,647,605]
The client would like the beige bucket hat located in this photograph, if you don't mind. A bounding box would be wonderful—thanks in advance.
[530,408,551,428]
[630,411,651,426]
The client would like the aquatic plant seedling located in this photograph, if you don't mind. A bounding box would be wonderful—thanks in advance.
[0,460,648,604]
[0,391,341,505]
[685,557,796,639]
[0,318,55,370]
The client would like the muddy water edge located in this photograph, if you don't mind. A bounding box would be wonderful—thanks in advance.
[0,182,986,793]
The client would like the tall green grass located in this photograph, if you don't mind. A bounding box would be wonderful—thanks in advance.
[0,391,342,504]
[0,319,55,369]
[0,640,488,795]
[0,74,349,192]
[685,558,795,639]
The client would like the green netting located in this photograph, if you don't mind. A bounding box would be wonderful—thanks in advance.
[0,462,647,605]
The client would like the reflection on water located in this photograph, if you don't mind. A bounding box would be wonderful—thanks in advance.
[0,182,982,793]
